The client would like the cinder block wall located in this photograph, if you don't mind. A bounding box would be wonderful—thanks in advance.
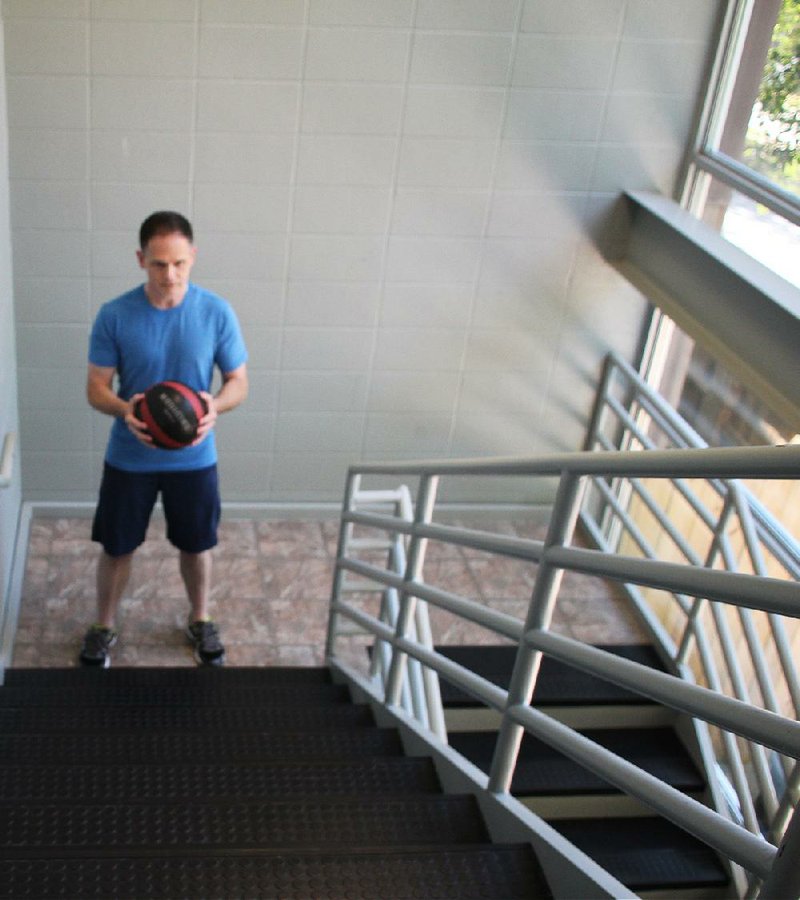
[3,0,722,504]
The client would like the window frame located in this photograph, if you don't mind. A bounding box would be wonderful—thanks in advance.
[684,0,800,228]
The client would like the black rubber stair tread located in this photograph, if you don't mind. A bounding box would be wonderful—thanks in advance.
[0,681,351,707]
[0,701,374,733]
[0,757,441,803]
[0,727,403,764]
[0,845,551,899]
[3,665,332,686]
[437,643,667,706]
[448,727,704,795]
[0,795,488,855]
[552,817,729,890]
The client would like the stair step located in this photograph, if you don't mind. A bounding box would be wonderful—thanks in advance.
[0,682,350,708]
[0,844,551,899]
[448,728,704,795]
[0,702,374,733]
[552,817,729,891]
[3,665,332,687]
[0,757,441,803]
[437,644,667,707]
[0,795,488,855]
[0,727,404,764]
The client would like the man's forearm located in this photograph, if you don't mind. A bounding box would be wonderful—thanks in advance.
[87,382,130,419]
[213,370,248,415]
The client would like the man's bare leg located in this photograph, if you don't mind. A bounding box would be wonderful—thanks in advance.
[96,550,134,629]
[181,549,224,664]
[180,549,212,622]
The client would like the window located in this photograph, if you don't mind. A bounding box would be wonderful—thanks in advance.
[640,0,800,517]
[685,0,799,287]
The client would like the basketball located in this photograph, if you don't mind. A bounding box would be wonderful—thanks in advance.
[134,381,207,449]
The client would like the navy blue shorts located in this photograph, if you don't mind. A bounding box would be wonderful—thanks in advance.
[92,463,221,557]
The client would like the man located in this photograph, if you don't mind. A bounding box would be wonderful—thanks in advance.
[79,211,248,668]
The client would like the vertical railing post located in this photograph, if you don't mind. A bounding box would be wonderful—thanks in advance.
[582,354,615,452]
[384,474,438,709]
[325,470,360,661]
[488,470,586,794]
[757,803,800,900]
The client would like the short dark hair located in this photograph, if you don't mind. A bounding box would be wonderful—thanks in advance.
[139,211,193,250]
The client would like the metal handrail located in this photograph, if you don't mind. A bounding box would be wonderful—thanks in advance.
[582,351,800,892]
[326,476,446,741]
[0,433,16,489]
[326,440,800,899]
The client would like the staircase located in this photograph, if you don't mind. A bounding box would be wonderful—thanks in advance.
[0,665,552,899]
[437,643,732,898]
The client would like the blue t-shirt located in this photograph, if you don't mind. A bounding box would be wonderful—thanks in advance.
[89,283,248,472]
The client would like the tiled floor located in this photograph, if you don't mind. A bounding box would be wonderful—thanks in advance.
[11,514,647,670]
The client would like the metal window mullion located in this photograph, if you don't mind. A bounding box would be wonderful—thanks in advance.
[695,151,800,227]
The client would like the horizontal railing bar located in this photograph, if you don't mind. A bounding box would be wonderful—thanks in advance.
[330,599,510,712]
[344,510,415,535]
[333,593,778,878]
[340,582,383,593]
[349,538,393,549]
[508,703,777,878]
[344,511,546,563]
[545,545,800,618]
[352,490,407,503]
[338,557,524,642]
[604,353,800,575]
[393,637,510,712]
[331,599,395,645]
[527,630,800,758]
[351,444,800,480]
[604,351,710,449]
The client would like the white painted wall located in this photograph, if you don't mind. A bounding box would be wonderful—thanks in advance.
[3,0,723,504]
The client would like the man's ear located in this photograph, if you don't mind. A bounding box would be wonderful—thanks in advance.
[136,249,146,269]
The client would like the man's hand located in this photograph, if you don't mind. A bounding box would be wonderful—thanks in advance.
[192,391,218,445]
[125,393,155,447]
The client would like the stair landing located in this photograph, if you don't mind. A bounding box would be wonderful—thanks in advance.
[14,515,647,669]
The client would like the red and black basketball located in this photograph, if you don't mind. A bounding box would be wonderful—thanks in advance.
[134,381,207,450]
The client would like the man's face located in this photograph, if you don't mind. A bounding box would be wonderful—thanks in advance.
[137,231,196,307]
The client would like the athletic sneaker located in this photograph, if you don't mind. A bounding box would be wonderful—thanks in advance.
[79,625,118,668]
[187,619,226,666]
